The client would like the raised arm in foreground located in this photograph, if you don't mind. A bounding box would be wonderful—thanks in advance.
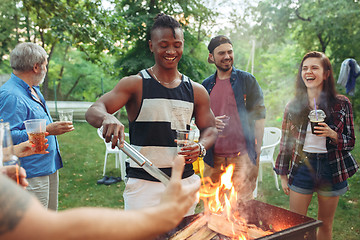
[0,156,199,240]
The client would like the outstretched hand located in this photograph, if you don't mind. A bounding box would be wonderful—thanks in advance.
[160,156,200,221]
[46,122,74,135]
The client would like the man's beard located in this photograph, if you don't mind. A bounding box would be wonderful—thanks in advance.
[33,69,46,86]
[214,58,233,73]
[215,64,232,73]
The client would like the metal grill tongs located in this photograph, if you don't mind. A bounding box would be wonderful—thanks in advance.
[120,141,170,186]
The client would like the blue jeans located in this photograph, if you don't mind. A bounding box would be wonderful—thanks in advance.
[289,152,348,197]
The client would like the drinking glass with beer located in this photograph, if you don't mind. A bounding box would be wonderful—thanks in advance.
[24,119,46,153]
[308,110,326,135]
[176,130,195,153]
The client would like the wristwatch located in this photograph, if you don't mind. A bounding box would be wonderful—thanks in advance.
[198,143,207,158]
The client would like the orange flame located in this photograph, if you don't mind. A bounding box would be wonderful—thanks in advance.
[200,164,238,214]
[200,164,248,240]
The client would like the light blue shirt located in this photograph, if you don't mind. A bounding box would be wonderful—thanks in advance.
[0,73,62,178]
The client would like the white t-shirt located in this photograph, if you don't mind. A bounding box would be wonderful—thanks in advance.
[303,122,327,153]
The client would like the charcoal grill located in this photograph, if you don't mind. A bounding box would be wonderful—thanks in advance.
[156,200,322,240]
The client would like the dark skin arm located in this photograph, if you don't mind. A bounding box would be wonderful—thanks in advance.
[85,75,142,148]
[178,82,217,163]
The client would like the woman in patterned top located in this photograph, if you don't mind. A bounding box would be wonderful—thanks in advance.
[275,51,358,240]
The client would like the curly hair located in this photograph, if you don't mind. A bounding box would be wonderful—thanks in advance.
[150,13,182,39]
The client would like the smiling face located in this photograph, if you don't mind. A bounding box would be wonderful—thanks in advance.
[301,57,327,91]
[209,43,234,73]
[149,27,184,70]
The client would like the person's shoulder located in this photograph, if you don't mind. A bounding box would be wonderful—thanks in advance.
[1,76,27,92]
[0,79,14,91]
[190,80,206,90]
[285,99,296,110]
[335,94,352,107]
[111,73,143,94]
[122,73,142,81]
[336,94,350,102]
[117,73,142,85]
[187,78,209,98]
[0,84,22,101]
[233,68,255,80]
[283,99,302,116]
[183,73,202,86]
[0,83,9,94]
[202,74,213,82]
[202,72,216,84]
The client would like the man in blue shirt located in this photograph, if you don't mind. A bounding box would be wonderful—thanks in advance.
[0,42,74,210]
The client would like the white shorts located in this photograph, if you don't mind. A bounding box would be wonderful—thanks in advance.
[123,174,200,216]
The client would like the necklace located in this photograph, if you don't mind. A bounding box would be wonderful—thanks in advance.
[150,67,178,85]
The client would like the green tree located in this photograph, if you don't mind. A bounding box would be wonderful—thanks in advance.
[248,0,360,69]
[47,43,119,101]
[0,0,20,65]
[0,0,127,98]
[26,0,127,98]
[231,0,360,124]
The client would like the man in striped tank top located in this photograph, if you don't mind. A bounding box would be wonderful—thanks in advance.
[86,13,217,215]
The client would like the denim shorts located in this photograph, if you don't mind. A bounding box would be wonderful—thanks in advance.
[289,152,348,197]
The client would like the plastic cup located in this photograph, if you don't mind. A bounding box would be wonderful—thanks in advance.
[308,110,326,135]
[58,110,73,122]
[176,130,195,153]
[219,116,230,137]
[24,119,46,153]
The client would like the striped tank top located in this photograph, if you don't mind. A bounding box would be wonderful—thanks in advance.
[127,69,195,181]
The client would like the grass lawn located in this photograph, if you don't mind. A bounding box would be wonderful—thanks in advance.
[58,122,360,240]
